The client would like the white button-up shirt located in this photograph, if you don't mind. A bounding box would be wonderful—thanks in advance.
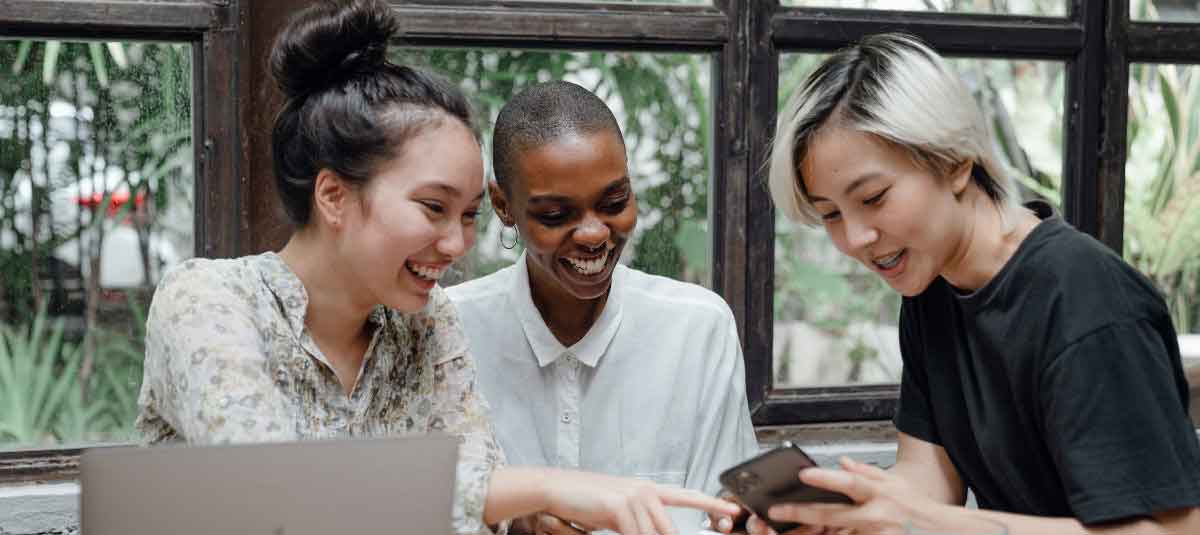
[448,256,759,532]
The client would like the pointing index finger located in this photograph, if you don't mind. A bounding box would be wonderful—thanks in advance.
[658,487,742,517]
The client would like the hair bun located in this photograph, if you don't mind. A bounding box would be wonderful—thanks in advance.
[270,0,399,99]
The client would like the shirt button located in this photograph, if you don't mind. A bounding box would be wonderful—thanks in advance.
[561,412,572,423]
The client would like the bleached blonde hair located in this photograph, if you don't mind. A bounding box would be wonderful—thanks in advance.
[768,33,1023,226]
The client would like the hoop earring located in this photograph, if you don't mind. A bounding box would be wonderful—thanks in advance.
[500,225,519,250]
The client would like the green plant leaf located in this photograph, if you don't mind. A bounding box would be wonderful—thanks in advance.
[88,42,109,88]
[105,42,128,70]
[11,40,32,75]
[1159,68,1182,150]
[41,40,61,86]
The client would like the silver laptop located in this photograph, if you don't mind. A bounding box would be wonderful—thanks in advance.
[81,435,459,535]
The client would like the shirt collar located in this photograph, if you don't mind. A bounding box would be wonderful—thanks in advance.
[509,252,626,368]
[256,251,388,337]
[256,252,309,336]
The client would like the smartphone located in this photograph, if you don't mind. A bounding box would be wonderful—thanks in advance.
[718,442,853,533]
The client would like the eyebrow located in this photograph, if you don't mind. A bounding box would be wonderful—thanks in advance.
[808,173,881,202]
[421,182,484,201]
[527,176,630,204]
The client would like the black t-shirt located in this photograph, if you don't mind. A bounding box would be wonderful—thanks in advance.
[894,201,1200,525]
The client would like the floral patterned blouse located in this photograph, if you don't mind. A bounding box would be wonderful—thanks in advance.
[136,252,505,535]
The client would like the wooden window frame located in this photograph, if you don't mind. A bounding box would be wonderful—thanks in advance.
[4,0,1196,481]
[0,0,246,482]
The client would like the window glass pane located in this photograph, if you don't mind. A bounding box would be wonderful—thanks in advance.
[773,53,1063,388]
[0,39,194,448]
[783,0,1066,16]
[1125,62,1200,423]
[1132,0,1200,22]
[392,48,713,288]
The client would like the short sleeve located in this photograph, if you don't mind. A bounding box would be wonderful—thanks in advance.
[421,287,507,535]
[137,261,298,444]
[1039,320,1200,524]
[893,305,940,445]
[683,304,760,495]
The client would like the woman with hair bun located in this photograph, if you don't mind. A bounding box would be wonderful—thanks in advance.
[752,32,1200,535]
[135,1,738,534]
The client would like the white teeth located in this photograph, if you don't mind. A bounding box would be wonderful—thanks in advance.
[873,250,903,270]
[406,262,446,281]
[565,250,608,275]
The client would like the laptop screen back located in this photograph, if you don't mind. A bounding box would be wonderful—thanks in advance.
[81,435,458,535]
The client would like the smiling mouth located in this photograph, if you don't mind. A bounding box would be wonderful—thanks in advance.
[563,249,610,276]
[405,260,447,282]
[872,249,905,270]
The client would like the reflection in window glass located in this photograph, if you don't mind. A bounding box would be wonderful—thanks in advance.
[1132,0,1200,22]
[783,0,1065,16]
[393,48,713,288]
[1125,63,1200,421]
[772,54,1063,388]
[0,39,193,447]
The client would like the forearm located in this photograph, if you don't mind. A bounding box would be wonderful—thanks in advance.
[916,502,1200,535]
[483,466,551,526]
[888,459,964,505]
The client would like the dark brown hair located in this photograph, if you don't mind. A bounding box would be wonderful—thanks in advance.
[269,0,476,225]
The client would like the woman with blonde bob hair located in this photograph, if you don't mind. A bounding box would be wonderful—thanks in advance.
[755,33,1200,535]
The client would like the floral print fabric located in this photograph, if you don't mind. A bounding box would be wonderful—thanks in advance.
[136,252,504,534]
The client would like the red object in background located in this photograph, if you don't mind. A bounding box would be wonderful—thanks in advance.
[74,190,147,218]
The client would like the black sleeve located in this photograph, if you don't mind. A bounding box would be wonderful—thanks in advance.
[893,304,941,445]
[1039,320,1200,525]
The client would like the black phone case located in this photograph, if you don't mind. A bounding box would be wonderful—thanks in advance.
[718,444,853,533]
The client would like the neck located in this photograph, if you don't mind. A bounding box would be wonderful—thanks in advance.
[278,228,375,349]
[941,193,1037,292]
[525,254,609,347]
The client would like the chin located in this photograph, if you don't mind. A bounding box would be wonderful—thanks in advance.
[890,276,935,298]
[387,293,432,313]
[567,284,610,301]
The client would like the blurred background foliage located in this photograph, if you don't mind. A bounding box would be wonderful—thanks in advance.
[1,38,192,446]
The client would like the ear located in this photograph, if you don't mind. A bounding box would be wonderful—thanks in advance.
[487,180,515,226]
[950,161,973,196]
[312,168,351,229]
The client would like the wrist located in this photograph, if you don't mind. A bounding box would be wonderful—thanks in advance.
[907,496,958,529]
[522,465,556,513]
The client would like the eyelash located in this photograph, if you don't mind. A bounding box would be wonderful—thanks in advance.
[864,188,889,206]
[422,201,479,223]
[601,195,629,213]
[819,188,889,222]
[536,211,569,226]
[420,201,445,215]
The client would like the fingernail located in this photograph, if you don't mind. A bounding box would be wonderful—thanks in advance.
[718,517,732,531]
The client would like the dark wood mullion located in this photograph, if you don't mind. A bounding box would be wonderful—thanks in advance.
[1061,0,1110,245]
[390,1,726,50]
[711,0,748,373]
[1098,0,1130,251]
[772,7,1082,58]
[0,0,216,38]
[1127,23,1200,63]
[743,0,779,417]
[195,1,244,259]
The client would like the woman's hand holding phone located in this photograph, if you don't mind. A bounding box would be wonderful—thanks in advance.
[718,443,853,534]
[755,456,942,535]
